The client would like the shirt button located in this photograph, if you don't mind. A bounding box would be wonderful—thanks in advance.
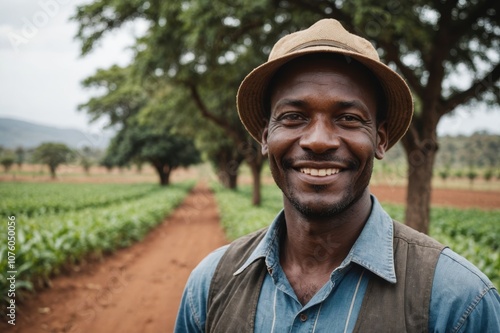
[299,313,308,322]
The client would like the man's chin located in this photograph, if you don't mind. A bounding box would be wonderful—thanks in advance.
[289,197,352,220]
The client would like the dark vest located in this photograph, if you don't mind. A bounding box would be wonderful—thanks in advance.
[206,221,445,332]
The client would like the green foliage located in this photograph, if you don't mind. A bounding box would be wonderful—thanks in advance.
[78,65,147,127]
[0,181,195,305]
[0,183,162,217]
[383,133,500,171]
[213,184,500,288]
[32,143,75,178]
[438,168,450,181]
[483,169,494,181]
[78,146,101,174]
[436,133,500,170]
[78,63,201,185]
[73,0,499,227]
[211,183,282,240]
[15,146,25,168]
[466,169,479,184]
[1,155,15,172]
[105,119,200,185]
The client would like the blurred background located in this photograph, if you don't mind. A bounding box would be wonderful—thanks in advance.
[0,0,499,332]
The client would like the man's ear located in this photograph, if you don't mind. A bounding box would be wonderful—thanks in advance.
[375,121,388,160]
[261,122,269,156]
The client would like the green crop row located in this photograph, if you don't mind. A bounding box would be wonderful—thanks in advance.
[0,181,194,304]
[212,183,500,288]
[212,183,281,240]
[0,182,163,217]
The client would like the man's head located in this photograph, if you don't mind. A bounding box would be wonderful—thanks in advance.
[236,19,413,150]
[260,54,388,218]
[236,19,413,219]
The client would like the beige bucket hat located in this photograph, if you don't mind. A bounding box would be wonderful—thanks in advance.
[236,18,413,150]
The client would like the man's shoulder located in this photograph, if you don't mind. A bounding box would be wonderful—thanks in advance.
[190,245,230,283]
[430,248,500,331]
[435,248,496,292]
[189,227,269,285]
[392,220,444,249]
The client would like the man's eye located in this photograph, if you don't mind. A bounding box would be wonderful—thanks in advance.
[339,115,360,122]
[279,113,305,122]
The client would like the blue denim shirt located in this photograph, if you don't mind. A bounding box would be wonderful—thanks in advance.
[175,196,500,332]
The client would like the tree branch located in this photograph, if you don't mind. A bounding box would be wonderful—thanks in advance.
[440,62,500,116]
[187,83,243,142]
[381,41,425,97]
[448,0,497,46]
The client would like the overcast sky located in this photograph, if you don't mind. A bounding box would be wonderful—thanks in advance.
[0,0,499,137]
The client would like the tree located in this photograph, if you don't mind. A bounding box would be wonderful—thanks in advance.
[32,143,74,179]
[466,168,479,188]
[73,0,499,232]
[78,65,147,127]
[483,169,494,182]
[15,146,25,170]
[78,146,92,175]
[1,155,15,173]
[341,1,499,233]
[100,155,115,173]
[73,0,273,205]
[105,120,200,185]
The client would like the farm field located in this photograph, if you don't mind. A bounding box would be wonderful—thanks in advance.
[0,181,195,315]
[1,166,499,332]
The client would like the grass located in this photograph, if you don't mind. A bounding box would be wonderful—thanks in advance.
[0,182,163,217]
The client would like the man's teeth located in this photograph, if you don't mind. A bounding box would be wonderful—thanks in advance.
[300,168,340,176]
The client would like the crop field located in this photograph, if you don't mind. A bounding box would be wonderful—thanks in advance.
[0,181,195,303]
[212,183,500,288]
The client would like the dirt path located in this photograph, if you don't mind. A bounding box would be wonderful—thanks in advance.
[4,184,227,333]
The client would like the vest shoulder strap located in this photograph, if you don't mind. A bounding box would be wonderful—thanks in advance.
[353,221,445,333]
[206,227,268,333]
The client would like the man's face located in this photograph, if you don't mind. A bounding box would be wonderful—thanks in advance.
[262,55,388,219]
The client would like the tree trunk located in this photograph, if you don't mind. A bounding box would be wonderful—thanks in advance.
[248,159,264,206]
[160,165,171,186]
[216,154,242,189]
[403,136,438,234]
[152,162,171,186]
[218,170,238,189]
[49,165,57,179]
[238,140,265,206]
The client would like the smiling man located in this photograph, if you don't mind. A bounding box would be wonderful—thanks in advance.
[174,19,500,333]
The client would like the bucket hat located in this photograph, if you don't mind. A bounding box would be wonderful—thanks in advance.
[236,18,413,150]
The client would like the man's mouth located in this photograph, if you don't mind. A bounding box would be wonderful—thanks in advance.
[299,168,340,177]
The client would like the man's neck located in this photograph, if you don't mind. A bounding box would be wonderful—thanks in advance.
[280,190,373,274]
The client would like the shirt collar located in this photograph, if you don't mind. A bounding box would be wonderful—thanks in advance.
[342,195,397,283]
[233,195,397,284]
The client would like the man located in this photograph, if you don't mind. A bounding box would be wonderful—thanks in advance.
[175,19,500,332]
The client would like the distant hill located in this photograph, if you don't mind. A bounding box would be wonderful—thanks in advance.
[0,117,112,150]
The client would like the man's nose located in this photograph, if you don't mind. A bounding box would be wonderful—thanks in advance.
[299,118,341,153]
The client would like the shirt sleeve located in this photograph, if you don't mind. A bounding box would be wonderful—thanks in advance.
[429,248,500,333]
[174,245,229,333]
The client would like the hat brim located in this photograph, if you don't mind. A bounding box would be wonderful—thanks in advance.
[237,46,413,150]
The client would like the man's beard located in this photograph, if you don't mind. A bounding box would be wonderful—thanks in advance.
[274,152,372,220]
[285,184,356,219]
